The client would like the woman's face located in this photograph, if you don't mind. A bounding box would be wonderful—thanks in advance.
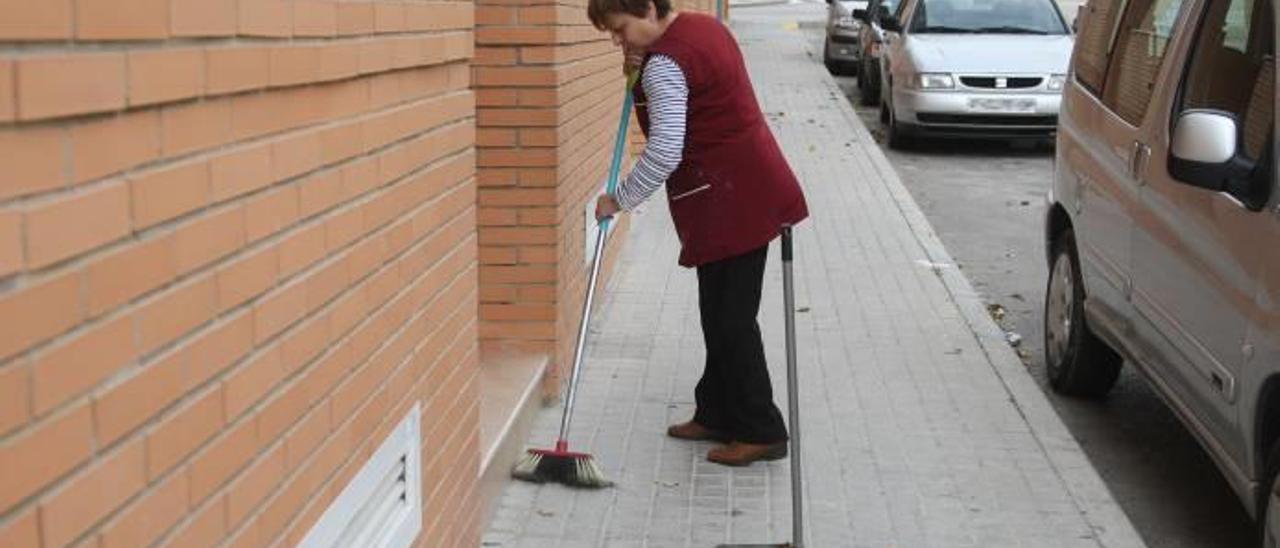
[603,3,662,49]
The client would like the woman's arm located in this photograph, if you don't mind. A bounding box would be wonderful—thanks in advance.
[613,54,688,210]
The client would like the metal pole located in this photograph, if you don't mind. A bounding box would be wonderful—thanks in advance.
[781,226,803,548]
[558,224,609,442]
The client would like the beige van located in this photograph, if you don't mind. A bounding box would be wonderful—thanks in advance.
[1043,0,1277,541]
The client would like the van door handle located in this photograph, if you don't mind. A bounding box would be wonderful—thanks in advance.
[1131,142,1151,183]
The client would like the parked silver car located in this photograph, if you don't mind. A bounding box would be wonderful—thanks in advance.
[825,0,870,75]
[877,0,1074,147]
[1045,0,1277,541]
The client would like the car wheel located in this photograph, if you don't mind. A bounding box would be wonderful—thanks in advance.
[823,41,839,74]
[859,59,878,106]
[1260,441,1280,547]
[885,96,913,149]
[1043,229,1122,398]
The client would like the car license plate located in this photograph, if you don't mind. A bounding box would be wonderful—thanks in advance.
[968,98,1037,113]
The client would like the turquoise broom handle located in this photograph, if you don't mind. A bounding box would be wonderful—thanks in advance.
[600,71,640,232]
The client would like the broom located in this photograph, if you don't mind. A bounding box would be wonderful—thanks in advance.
[511,70,640,489]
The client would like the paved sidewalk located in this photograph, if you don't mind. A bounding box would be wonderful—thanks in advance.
[482,5,1145,547]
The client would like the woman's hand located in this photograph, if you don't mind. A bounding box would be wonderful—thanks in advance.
[623,45,645,75]
[595,194,622,222]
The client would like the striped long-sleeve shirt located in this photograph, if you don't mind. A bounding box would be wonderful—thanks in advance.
[614,54,688,211]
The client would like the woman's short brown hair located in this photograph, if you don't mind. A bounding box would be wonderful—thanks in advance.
[588,0,672,30]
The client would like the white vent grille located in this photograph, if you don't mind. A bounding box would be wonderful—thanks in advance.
[301,404,422,548]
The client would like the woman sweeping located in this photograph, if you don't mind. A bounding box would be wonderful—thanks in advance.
[590,0,809,466]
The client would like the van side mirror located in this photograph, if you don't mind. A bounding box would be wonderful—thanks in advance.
[881,15,902,32]
[1169,110,1270,209]
[853,8,868,21]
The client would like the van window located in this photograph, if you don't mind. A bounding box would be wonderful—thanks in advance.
[1074,0,1127,93]
[1101,0,1188,124]
[1180,0,1274,162]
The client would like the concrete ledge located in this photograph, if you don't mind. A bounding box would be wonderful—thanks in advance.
[477,347,550,531]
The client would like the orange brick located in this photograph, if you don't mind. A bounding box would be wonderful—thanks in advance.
[134,275,216,355]
[0,59,13,122]
[211,146,273,203]
[32,314,136,416]
[130,160,210,229]
[86,234,175,317]
[269,46,320,88]
[17,53,125,120]
[98,470,189,548]
[253,281,307,344]
[374,3,406,32]
[256,380,308,445]
[224,346,283,420]
[39,439,146,548]
[127,48,204,106]
[318,124,364,168]
[245,187,299,243]
[183,312,253,388]
[519,246,557,264]
[239,0,292,38]
[206,47,270,95]
[271,132,322,182]
[161,99,233,157]
[0,362,29,436]
[215,246,278,313]
[0,210,21,278]
[518,208,557,226]
[167,497,227,547]
[293,1,337,37]
[479,246,518,264]
[284,403,329,468]
[477,227,556,247]
[0,126,67,201]
[298,171,343,219]
[0,0,73,40]
[358,39,394,75]
[278,223,327,278]
[0,404,93,510]
[336,3,374,35]
[188,418,257,504]
[317,44,361,82]
[92,351,184,444]
[69,111,162,184]
[226,444,284,527]
[0,507,39,548]
[477,208,518,227]
[171,0,236,37]
[77,0,169,40]
[147,385,224,479]
[0,271,83,362]
[280,316,330,374]
[324,207,364,252]
[172,206,246,275]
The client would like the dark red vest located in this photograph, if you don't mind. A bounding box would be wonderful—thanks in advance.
[633,12,808,267]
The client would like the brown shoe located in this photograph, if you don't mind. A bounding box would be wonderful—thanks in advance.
[666,421,731,442]
[706,441,788,467]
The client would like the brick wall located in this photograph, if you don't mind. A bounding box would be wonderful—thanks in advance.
[0,1,481,547]
[474,0,719,392]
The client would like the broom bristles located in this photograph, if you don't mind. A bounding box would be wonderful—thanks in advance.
[511,449,612,488]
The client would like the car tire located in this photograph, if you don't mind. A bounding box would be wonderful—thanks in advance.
[1043,229,1122,398]
[885,97,913,150]
[1258,441,1280,547]
[859,58,878,106]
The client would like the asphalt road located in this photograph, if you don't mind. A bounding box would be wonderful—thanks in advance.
[758,2,1258,545]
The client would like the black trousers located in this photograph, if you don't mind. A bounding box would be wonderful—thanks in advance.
[692,244,788,444]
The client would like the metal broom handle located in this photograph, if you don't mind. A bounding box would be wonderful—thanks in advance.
[782,225,804,547]
[558,71,639,444]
